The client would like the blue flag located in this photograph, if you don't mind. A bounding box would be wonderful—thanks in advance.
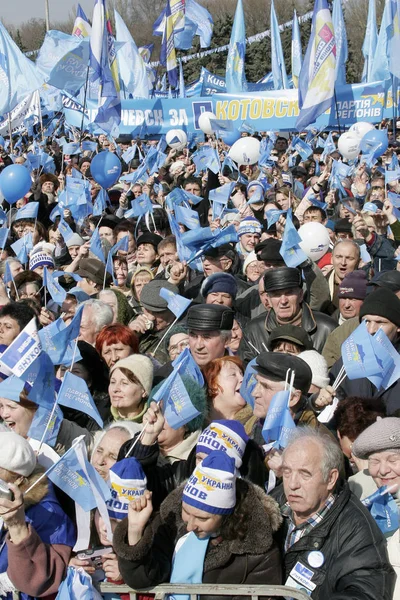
[58,371,103,428]
[172,346,204,386]
[362,0,378,82]
[15,202,39,221]
[28,404,63,447]
[239,358,258,409]
[332,0,348,86]
[291,10,303,88]
[11,233,33,262]
[114,11,149,99]
[262,390,296,448]
[47,437,111,511]
[370,0,391,82]
[24,352,56,410]
[292,137,313,161]
[296,0,336,131]
[225,0,247,93]
[3,261,14,286]
[125,193,153,218]
[341,321,381,381]
[89,227,105,263]
[174,204,200,230]
[160,0,178,88]
[209,182,236,205]
[0,375,26,403]
[0,318,41,376]
[372,328,400,390]
[153,370,201,430]
[279,209,308,267]
[122,144,137,163]
[43,268,67,306]
[159,287,191,318]
[362,486,400,534]
[270,0,289,90]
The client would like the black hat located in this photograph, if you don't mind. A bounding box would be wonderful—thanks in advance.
[255,238,284,265]
[370,271,400,293]
[203,243,236,260]
[359,287,400,328]
[254,352,312,394]
[187,304,234,331]
[334,218,352,233]
[267,325,314,351]
[263,267,302,293]
[140,280,178,313]
[76,258,112,287]
[99,215,121,230]
[136,232,163,249]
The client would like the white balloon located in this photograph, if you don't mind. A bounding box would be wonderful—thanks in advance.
[337,132,360,160]
[228,137,261,166]
[298,222,330,262]
[349,121,375,140]
[198,111,217,135]
[165,129,187,150]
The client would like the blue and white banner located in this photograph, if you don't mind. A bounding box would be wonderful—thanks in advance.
[0,91,40,135]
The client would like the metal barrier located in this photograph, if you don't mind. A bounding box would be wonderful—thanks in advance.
[99,582,309,600]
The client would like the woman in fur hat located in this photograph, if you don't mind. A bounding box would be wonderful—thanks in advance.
[113,451,282,596]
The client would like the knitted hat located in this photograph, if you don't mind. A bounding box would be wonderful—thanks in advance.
[359,287,400,328]
[352,417,400,459]
[66,233,84,248]
[338,270,368,300]
[182,451,236,515]
[298,350,329,389]
[110,355,154,397]
[201,273,238,299]
[0,431,36,477]
[196,420,249,468]
[106,457,147,520]
[30,242,56,257]
[243,251,258,275]
[237,216,262,237]
[29,252,54,272]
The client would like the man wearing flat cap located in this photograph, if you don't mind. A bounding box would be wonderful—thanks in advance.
[352,417,400,597]
[246,352,324,445]
[239,267,336,364]
[187,304,234,367]
[329,288,400,414]
[129,280,179,364]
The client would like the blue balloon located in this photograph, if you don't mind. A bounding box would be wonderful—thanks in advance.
[90,151,121,189]
[0,164,32,204]
[360,128,389,159]
[219,129,241,146]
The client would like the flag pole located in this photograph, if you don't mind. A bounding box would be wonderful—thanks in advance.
[44,0,50,31]
[7,115,13,154]
[79,63,91,143]
[333,90,342,135]
[152,317,178,356]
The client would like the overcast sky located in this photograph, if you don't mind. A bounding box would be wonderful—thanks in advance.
[2,0,94,26]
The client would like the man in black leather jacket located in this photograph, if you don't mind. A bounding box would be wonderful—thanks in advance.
[273,427,395,600]
[239,266,336,364]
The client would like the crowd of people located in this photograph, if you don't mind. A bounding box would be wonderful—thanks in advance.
[0,122,399,599]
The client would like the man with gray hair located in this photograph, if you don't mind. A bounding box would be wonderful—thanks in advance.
[79,299,113,346]
[273,427,394,599]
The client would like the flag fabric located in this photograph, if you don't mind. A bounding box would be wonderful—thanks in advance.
[279,209,308,267]
[362,486,400,534]
[172,346,204,386]
[125,193,153,218]
[362,0,378,82]
[178,59,186,98]
[332,0,348,86]
[153,370,201,429]
[270,0,289,90]
[159,287,192,318]
[0,318,41,377]
[296,0,336,131]
[291,137,313,160]
[239,358,258,409]
[209,182,236,205]
[3,261,14,286]
[160,0,179,88]
[47,436,111,512]
[50,306,84,367]
[28,404,63,447]
[89,227,105,263]
[370,0,391,82]
[0,375,26,403]
[57,218,75,243]
[262,390,296,448]
[115,11,150,99]
[174,204,200,230]
[371,328,400,390]
[225,0,247,94]
[181,0,213,48]
[58,371,103,428]
[0,22,44,115]
[24,351,56,409]
[122,145,137,163]
[367,331,395,390]
[42,268,67,306]
[341,321,382,381]
[72,4,92,38]
[389,0,400,79]
[10,233,32,263]
[291,10,303,88]
[90,0,121,136]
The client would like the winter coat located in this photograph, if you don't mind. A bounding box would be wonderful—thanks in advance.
[113,481,283,600]
[238,303,337,364]
[4,467,76,600]
[273,483,395,600]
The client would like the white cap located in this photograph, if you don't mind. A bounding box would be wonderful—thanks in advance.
[243,251,258,275]
[0,431,37,476]
[298,350,329,390]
